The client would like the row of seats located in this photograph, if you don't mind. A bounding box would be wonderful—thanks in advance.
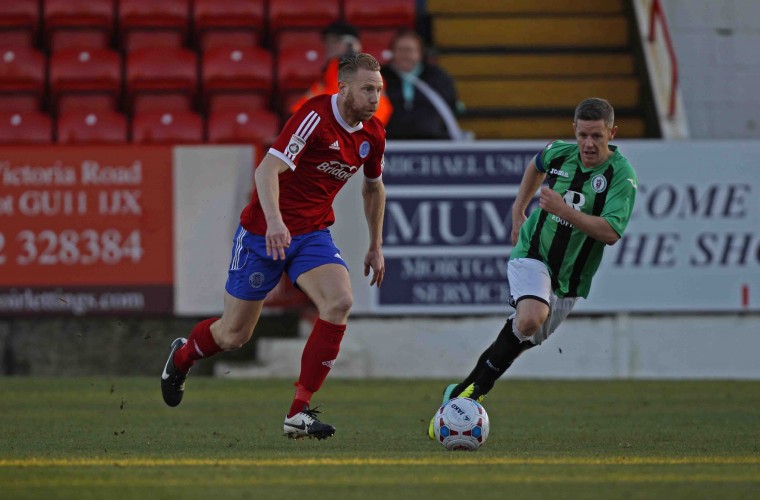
[0,108,280,145]
[1,1,417,145]
[1,43,351,115]
[0,0,415,51]
[1,21,402,112]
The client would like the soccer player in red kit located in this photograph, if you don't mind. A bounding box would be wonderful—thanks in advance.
[161,53,386,439]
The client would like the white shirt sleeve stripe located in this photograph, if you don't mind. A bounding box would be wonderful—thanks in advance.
[295,111,318,138]
[294,111,313,137]
[301,115,320,139]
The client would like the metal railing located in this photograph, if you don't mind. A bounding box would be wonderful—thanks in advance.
[648,0,678,118]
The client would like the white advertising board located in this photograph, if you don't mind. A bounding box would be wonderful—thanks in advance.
[333,140,760,314]
[173,146,254,316]
[579,140,759,312]
[169,141,759,316]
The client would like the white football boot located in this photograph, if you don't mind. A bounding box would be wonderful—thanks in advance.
[283,407,336,440]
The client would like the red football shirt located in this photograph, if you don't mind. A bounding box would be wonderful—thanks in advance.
[241,94,385,236]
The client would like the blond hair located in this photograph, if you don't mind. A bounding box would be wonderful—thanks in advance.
[338,52,381,82]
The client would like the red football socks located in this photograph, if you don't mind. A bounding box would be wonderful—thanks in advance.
[287,318,345,417]
[288,384,314,418]
[173,317,223,373]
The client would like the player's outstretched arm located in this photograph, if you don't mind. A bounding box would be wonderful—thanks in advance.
[254,154,292,260]
[511,157,546,245]
[362,178,385,287]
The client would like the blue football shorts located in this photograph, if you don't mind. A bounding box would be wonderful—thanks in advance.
[225,225,348,301]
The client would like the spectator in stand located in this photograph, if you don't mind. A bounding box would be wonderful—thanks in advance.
[381,29,462,140]
[290,22,393,125]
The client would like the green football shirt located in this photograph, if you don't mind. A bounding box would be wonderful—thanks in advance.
[510,140,638,298]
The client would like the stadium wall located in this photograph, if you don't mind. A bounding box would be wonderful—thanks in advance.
[215,313,760,380]
[1,142,758,379]
[659,0,760,139]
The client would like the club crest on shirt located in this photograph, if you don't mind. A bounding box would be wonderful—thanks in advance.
[359,141,370,158]
[287,134,306,156]
[591,174,608,193]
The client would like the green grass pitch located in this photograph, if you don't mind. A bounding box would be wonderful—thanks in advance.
[1,378,759,499]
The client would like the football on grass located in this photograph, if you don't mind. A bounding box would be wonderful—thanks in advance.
[433,397,490,451]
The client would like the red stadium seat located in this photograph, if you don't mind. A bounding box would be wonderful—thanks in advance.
[50,30,110,52]
[132,94,192,114]
[0,0,40,46]
[207,109,279,145]
[131,109,203,143]
[0,47,45,111]
[0,95,40,112]
[207,93,269,114]
[126,47,197,112]
[49,49,121,112]
[274,31,322,98]
[43,0,115,49]
[0,111,52,144]
[276,30,322,52]
[119,0,190,44]
[0,31,35,50]
[56,109,128,143]
[57,94,117,113]
[361,29,396,65]
[343,0,415,29]
[276,44,325,94]
[194,0,265,49]
[200,31,259,51]
[268,0,340,32]
[123,31,184,53]
[202,46,273,109]
[0,0,39,30]
[44,0,114,29]
[0,0,40,48]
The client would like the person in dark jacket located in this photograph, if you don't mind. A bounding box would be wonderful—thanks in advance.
[380,29,461,140]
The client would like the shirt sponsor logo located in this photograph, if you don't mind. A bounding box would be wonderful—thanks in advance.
[316,160,360,181]
[551,214,574,228]
[359,141,370,158]
[563,190,586,211]
[549,168,569,178]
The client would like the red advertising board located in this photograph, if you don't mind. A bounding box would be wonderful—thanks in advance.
[0,146,173,315]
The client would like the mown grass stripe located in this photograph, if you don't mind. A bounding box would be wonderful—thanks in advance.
[1,456,759,467]
[2,474,760,487]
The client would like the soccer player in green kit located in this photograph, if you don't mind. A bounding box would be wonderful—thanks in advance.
[429,97,638,439]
